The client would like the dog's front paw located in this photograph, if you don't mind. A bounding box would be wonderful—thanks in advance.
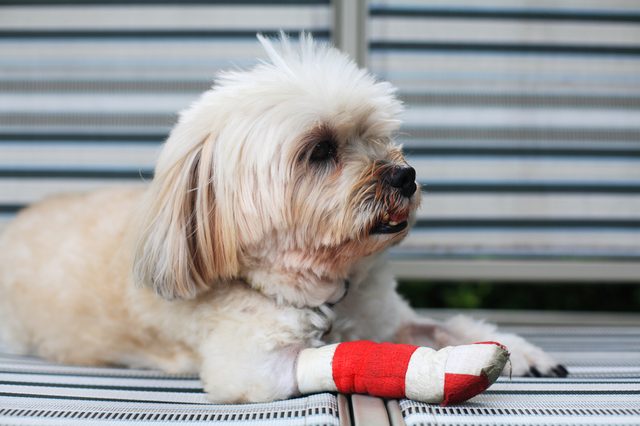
[303,304,335,346]
[443,316,568,378]
[496,334,568,377]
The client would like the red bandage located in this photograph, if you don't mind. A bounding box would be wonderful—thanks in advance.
[442,373,490,406]
[331,340,419,398]
[440,341,504,406]
[297,340,508,405]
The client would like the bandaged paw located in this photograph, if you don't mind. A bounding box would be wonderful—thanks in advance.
[296,341,509,405]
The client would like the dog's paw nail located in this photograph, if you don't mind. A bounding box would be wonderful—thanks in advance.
[529,366,542,377]
[553,365,569,377]
[323,324,333,337]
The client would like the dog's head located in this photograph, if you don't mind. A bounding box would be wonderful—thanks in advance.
[134,34,420,307]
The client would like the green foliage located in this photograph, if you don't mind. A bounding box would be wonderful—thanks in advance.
[397,281,640,312]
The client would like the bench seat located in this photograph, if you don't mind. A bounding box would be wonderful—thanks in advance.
[2,310,639,426]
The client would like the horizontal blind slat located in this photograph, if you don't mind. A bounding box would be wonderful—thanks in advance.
[0,5,330,31]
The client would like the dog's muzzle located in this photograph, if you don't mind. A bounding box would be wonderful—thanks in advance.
[370,165,417,235]
[385,166,417,198]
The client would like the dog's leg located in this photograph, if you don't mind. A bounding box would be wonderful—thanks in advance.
[347,259,567,378]
[397,315,568,378]
[198,303,334,403]
[200,341,302,403]
[297,340,508,405]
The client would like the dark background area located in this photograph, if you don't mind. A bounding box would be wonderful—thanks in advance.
[398,281,640,312]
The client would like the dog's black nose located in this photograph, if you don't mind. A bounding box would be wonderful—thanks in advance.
[387,166,417,197]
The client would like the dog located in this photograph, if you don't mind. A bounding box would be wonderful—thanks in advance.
[0,34,566,403]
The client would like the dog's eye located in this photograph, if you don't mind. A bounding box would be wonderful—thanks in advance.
[309,140,337,162]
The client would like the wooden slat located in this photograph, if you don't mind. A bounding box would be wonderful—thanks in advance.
[0,5,330,31]
[337,394,353,426]
[390,259,640,282]
[403,107,640,129]
[370,1,640,13]
[369,54,640,95]
[409,157,640,182]
[0,143,160,169]
[0,179,145,206]
[351,395,390,426]
[371,18,640,46]
[400,229,640,253]
[417,195,640,219]
[0,40,265,69]
[0,93,191,115]
[0,114,173,134]
[417,309,640,326]
[370,53,640,81]
[386,400,406,426]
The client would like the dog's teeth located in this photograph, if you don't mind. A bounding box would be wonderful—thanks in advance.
[389,221,398,226]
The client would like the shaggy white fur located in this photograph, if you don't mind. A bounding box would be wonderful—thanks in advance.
[0,34,564,403]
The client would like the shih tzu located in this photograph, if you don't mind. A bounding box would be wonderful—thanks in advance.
[0,34,566,403]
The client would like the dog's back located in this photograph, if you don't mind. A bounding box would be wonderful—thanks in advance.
[0,187,143,363]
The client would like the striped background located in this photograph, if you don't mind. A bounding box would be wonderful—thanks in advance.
[0,1,331,231]
[1,0,640,280]
[369,1,640,280]
[2,314,639,425]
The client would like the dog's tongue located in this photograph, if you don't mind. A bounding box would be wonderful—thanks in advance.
[390,212,408,223]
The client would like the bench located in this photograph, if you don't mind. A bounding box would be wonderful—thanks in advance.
[1,310,639,425]
[1,1,639,424]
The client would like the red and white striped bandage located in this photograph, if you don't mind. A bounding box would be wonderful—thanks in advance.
[296,341,508,405]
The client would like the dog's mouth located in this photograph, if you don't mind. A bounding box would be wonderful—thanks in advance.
[370,211,409,235]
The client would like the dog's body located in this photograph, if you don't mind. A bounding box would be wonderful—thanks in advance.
[0,186,415,401]
[0,35,564,403]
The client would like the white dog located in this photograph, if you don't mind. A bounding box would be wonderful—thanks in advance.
[0,34,566,403]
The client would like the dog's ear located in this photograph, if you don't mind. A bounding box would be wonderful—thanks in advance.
[133,134,239,299]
